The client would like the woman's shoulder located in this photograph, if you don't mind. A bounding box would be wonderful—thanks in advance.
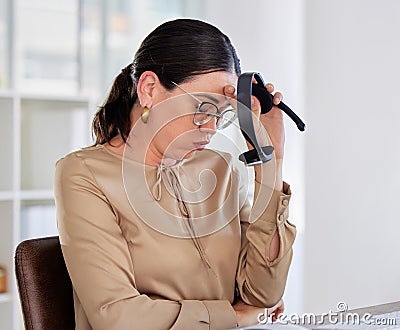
[57,144,114,164]
[55,144,117,176]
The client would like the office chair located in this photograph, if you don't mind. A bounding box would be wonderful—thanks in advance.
[15,236,75,330]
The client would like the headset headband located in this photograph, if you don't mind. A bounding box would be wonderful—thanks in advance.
[236,72,306,166]
[237,72,274,165]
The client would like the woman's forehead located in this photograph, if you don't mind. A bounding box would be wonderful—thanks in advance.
[183,71,238,91]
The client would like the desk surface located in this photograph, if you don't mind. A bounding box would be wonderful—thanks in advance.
[347,301,400,316]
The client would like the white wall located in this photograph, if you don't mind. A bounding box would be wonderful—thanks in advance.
[204,0,400,316]
[304,0,400,314]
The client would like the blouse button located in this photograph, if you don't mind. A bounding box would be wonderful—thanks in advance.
[278,214,285,223]
[282,199,289,207]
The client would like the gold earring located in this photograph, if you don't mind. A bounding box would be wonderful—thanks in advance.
[141,106,150,123]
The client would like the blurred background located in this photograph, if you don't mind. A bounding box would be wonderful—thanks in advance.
[1,0,399,329]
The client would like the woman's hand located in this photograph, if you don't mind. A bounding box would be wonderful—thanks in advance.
[232,298,285,327]
[269,298,285,322]
[223,83,285,160]
[232,299,265,328]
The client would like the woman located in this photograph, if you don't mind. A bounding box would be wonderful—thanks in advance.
[54,18,296,329]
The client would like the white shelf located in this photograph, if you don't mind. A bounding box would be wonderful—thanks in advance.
[0,90,15,98]
[0,293,11,304]
[0,93,91,330]
[0,191,14,201]
[19,190,54,200]
[20,93,91,103]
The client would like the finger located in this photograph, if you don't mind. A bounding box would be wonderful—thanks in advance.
[275,306,284,317]
[273,307,284,322]
[224,84,237,110]
[265,83,274,93]
[275,304,284,321]
[270,299,284,321]
[251,95,261,113]
[223,85,236,98]
[279,301,285,314]
[273,91,283,105]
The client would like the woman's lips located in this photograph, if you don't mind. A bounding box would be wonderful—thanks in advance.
[193,141,209,150]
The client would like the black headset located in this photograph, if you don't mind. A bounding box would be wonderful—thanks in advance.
[236,72,306,166]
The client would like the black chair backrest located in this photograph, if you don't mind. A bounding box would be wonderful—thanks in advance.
[15,236,75,330]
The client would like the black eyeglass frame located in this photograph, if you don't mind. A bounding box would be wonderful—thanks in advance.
[171,81,237,130]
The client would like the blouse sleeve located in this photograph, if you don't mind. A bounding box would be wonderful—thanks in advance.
[235,166,297,308]
[54,153,237,330]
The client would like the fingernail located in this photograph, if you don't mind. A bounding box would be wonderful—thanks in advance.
[274,97,280,104]
[227,86,235,93]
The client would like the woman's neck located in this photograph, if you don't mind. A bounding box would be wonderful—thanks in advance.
[104,136,125,156]
[104,135,179,167]
[104,105,185,166]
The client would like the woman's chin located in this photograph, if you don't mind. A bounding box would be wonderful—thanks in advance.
[165,146,206,162]
[182,147,204,160]
[183,150,197,159]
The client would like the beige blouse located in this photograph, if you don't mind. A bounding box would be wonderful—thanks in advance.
[54,144,296,330]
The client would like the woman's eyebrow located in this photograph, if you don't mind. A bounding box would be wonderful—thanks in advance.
[196,93,227,105]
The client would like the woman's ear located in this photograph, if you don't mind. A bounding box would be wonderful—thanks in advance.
[137,71,162,108]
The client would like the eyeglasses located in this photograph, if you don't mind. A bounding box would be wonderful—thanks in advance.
[171,81,237,130]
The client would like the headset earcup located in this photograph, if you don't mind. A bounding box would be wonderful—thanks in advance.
[251,83,273,114]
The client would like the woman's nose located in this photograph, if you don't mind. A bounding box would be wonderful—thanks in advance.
[199,117,217,134]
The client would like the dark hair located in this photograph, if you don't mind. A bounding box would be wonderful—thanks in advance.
[92,18,241,145]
